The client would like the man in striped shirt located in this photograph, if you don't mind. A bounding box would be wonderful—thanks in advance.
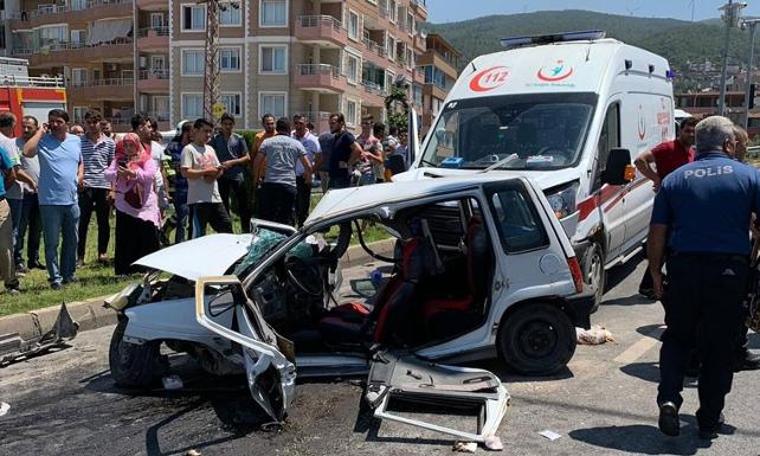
[78,110,115,265]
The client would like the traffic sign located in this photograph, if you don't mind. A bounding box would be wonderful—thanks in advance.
[212,102,225,119]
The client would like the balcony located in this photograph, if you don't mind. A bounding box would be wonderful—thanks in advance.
[0,74,64,88]
[17,40,133,69]
[362,37,388,68]
[295,64,347,94]
[136,0,168,10]
[137,27,169,51]
[137,69,170,92]
[8,0,133,28]
[360,81,387,108]
[410,0,428,16]
[68,77,134,102]
[295,15,348,48]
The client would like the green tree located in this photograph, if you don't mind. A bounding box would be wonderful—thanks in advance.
[385,80,410,131]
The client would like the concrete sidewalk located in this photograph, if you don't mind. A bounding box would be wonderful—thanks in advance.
[0,238,395,341]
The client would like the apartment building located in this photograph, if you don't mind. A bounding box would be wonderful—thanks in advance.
[418,32,459,134]
[5,0,432,133]
[6,0,136,130]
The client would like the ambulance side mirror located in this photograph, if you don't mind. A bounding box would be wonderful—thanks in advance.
[602,148,635,185]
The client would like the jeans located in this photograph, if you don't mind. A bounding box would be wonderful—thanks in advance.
[218,176,251,233]
[16,193,42,265]
[40,204,80,285]
[189,202,233,239]
[258,182,297,226]
[173,189,189,244]
[328,175,351,190]
[657,254,748,431]
[77,187,111,259]
[7,198,22,264]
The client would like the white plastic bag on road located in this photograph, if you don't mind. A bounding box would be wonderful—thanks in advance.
[576,325,615,345]
[0,402,9,417]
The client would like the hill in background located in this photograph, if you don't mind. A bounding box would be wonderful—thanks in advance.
[430,10,754,91]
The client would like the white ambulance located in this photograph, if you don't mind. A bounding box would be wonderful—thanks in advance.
[398,31,675,309]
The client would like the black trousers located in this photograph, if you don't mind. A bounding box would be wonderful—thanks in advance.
[189,202,233,238]
[114,210,159,275]
[78,187,111,259]
[218,177,251,233]
[295,176,311,228]
[328,175,351,190]
[657,253,748,430]
[258,182,296,226]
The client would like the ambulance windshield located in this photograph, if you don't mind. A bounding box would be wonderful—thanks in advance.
[419,93,597,170]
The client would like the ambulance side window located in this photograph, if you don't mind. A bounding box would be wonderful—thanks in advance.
[593,103,620,191]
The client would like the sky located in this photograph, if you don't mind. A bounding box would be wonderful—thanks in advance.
[428,0,760,24]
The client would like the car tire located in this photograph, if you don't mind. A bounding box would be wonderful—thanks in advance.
[498,303,577,376]
[584,242,606,313]
[109,318,164,388]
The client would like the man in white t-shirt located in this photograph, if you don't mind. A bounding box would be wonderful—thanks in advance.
[180,118,232,238]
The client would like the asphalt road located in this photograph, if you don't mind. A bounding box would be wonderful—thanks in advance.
[1,254,759,456]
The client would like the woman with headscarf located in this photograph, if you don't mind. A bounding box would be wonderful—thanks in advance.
[105,132,160,275]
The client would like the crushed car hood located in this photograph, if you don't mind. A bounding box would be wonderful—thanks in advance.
[392,166,581,192]
[134,233,253,281]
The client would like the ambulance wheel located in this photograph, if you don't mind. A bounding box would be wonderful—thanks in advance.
[109,318,165,388]
[498,303,576,376]
[584,242,606,313]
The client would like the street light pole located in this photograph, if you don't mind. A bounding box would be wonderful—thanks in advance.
[743,20,759,130]
[718,0,734,116]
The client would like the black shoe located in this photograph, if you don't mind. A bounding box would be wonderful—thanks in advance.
[29,261,46,270]
[639,288,656,300]
[51,282,63,290]
[15,263,28,273]
[698,427,719,440]
[735,352,760,372]
[658,402,680,437]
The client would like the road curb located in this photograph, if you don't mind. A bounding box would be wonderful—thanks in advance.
[0,238,396,338]
[0,295,116,341]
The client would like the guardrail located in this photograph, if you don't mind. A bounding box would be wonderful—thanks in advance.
[298,64,340,78]
[137,26,170,37]
[7,0,132,20]
[69,77,134,88]
[0,74,65,88]
[13,38,132,57]
[138,69,169,80]
[298,15,343,30]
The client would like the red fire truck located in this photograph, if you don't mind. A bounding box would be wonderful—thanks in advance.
[0,56,67,137]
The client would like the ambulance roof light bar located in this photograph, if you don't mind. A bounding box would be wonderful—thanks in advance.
[500,30,606,49]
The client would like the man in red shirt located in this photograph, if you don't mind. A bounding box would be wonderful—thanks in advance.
[635,117,697,192]
[634,116,697,298]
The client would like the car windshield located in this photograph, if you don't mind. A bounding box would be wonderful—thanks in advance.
[419,93,597,170]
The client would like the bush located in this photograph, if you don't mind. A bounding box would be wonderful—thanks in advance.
[236,129,262,150]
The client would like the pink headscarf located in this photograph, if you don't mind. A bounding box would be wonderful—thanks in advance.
[116,132,151,169]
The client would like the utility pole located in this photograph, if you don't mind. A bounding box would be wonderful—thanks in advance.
[200,0,238,122]
[718,1,746,116]
[742,19,760,130]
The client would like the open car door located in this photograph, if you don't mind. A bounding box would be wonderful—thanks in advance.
[365,351,510,450]
[195,275,296,423]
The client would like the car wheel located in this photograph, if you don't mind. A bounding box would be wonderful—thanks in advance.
[584,242,606,313]
[109,318,164,388]
[498,303,577,376]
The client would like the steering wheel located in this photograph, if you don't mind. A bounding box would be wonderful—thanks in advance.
[284,255,324,297]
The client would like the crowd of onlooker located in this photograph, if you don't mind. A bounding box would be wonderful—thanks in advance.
[0,108,411,295]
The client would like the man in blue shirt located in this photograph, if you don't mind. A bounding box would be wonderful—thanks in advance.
[648,116,760,440]
[23,109,83,289]
[166,121,192,243]
[292,114,320,227]
[210,113,251,233]
[0,139,20,294]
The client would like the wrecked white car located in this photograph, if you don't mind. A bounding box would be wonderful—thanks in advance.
[106,174,599,447]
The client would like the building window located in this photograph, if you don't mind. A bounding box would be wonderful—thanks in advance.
[73,107,88,123]
[413,84,422,106]
[182,93,204,118]
[259,92,287,118]
[152,96,170,117]
[72,0,87,10]
[386,35,395,60]
[385,71,394,93]
[220,93,242,116]
[388,0,397,22]
[220,1,241,25]
[150,13,166,28]
[347,11,360,41]
[345,53,360,84]
[260,0,287,27]
[182,49,205,75]
[71,68,87,87]
[182,5,206,31]
[346,99,358,127]
[70,30,86,45]
[260,45,287,74]
[219,48,241,72]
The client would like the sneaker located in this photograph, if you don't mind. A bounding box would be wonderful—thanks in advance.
[62,277,78,285]
[5,286,20,295]
[15,263,28,273]
[97,254,109,263]
[51,282,63,290]
[76,258,84,268]
[658,402,680,437]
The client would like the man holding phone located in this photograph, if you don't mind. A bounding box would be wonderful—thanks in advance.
[180,118,232,238]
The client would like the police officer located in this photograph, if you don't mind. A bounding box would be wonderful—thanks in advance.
[649,116,760,440]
